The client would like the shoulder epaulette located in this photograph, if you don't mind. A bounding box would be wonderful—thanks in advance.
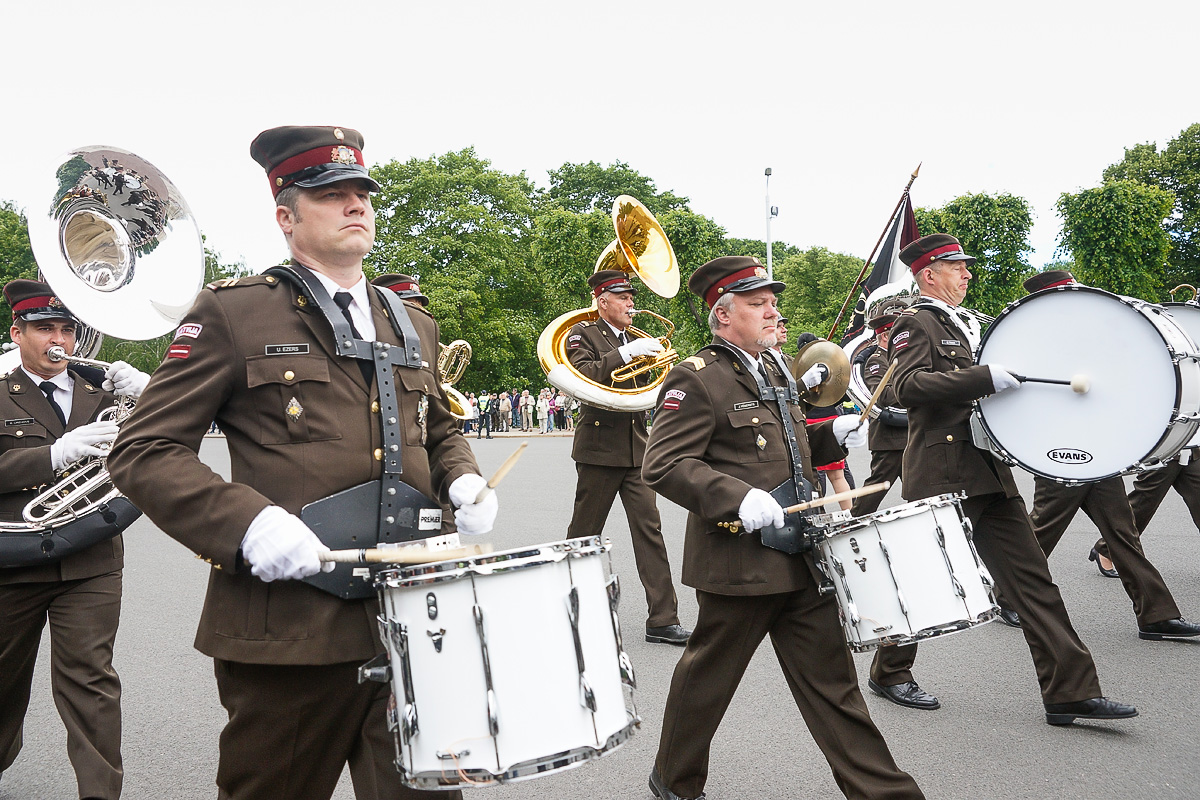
[680,352,715,371]
[206,274,280,291]
[401,298,434,320]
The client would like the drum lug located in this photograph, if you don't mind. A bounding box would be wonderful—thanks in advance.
[606,576,637,689]
[379,616,420,741]
[472,605,501,736]
[357,652,392,684]
[566,587,599,713]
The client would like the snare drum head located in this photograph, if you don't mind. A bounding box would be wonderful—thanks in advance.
[978,287,1195,481]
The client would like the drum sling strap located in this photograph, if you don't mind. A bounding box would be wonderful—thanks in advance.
[711,342,816,554]
[266,265,442,599]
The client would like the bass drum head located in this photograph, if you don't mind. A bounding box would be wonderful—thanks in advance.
[977,286,1194,482]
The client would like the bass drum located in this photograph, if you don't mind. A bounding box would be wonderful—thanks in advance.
[976,285,1200,483]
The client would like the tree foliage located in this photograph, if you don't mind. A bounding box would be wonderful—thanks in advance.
[915,192,1034,317]
[723,237,802,269]
[543,161,690,217]
[1056,180,1174,299]
[773,247,864,349]
[0,201,39,323]
[1103,123,1200,290]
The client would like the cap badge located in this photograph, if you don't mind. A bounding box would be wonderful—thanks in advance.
[48,296,64,308]
[285,396,303,422]
[331,146,356,166]
[754,267,768,279]
[333,128,345,141]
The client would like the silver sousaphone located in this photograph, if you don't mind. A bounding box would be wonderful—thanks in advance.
[0,145,204,565]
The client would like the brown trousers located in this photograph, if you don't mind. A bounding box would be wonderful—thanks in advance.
[566,462,680,628]
[0,571,123,799]
[1094,457,1200,558]
[858,494,1102,703]
[1032,476,1179,626]
[655,581,924,799]
[213,659,462,800]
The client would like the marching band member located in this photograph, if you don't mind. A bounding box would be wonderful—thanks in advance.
[1023,270,1200,641]
[887,233,1137,725]
[642,256,921,800]
[0,279,149,799]
[109,126,488,800]
[564,269,690,645]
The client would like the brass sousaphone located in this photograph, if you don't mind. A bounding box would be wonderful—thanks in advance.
[537,195,680,412]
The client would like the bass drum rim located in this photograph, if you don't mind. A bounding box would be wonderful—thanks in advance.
[975,285,1200,483]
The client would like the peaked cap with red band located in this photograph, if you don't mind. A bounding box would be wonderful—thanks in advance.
[899,233,977,274]
[250,125,382,198]
[371,273,429,307]
[4,279,76,322]
[1022,269,1076,294]
[588,269,636,297]
[688,255,785,309]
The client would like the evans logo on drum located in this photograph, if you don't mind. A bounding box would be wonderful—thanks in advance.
[1047,448,1093,464]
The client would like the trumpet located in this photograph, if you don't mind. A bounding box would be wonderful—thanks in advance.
[610,309,679,384]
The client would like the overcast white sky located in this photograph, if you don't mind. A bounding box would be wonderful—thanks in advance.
[4,1,1197,276]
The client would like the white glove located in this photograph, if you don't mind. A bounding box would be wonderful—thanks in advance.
[102,361,150,398]
[800,363,829,390]
[619,337,665,362]
[738,487,785,532]
[240,506,335,582]
[50,420,120,470]
[448,473,498,536]
[988,364,1021,394]
[832,415,868,447]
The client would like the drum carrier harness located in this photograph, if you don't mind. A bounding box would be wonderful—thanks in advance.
[267,265,444,599]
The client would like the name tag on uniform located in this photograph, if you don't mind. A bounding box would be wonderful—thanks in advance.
[265,344,310,356]
[5,418,34,426]
[733,401,759,411]
[941,339,961,346]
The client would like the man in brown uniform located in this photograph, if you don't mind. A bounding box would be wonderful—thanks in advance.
[1021,270,1200,640]
[109,126,491,800]
[643,256,923,800]
[889,233,1137,726]
[845,300,942,710]
[564,268,688,644]
[1117,455,1200,557]
[0,279,149,799]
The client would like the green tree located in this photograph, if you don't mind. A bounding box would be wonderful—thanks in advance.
[543,161,690,217]
[773,247,864,348]
[1056,180,1174,300]
[0,201,39,325]
[367,148,542,393]
[915,192,1034,317]
[1103,123,1200,289]
[723,237,801,268]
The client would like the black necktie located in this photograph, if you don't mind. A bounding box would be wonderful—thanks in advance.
[40,381,67,427]
[618,330,628,346]
[333,292,374,386]
[757,360,770,386]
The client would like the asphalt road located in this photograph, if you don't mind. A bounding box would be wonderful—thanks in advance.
[4,435,1199,799]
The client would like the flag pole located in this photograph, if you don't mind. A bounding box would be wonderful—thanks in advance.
[826,163,921,341]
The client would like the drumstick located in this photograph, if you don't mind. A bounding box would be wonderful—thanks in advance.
[1012,373,1091,394]
[783,482,890,515]
[320,543,492,564]
[474,441,528,504]
[858,360,898,425]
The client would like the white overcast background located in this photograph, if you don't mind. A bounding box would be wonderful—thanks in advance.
[3,1,1197,274]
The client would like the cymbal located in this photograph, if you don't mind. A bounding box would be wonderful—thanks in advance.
[792,340,851,407]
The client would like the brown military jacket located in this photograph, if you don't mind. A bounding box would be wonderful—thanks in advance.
[862,345,908,452]
[566,318,649,468]
[890,305,1019,501]
[108,272,479,665]
[642,339,846,596]
[0,366,123,585]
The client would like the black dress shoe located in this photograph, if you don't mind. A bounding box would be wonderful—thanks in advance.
[1089,547,1120,578]
[1139,616,1200,640]
[1044,696,1138,725]
[996,607,1021,628]
[649,767,705,800]
[646,624,691,645]
[867,678,941,710]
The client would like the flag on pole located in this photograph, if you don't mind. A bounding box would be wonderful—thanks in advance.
[842,194,919,342]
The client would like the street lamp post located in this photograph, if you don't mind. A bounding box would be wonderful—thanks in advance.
[764,167,779,278]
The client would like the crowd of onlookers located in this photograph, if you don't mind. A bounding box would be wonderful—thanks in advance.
[461,387,579,437]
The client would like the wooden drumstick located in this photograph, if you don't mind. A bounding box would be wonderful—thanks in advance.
[858,360,898,425]
[473,442,528,504]
[783,482,890,515]
[320,543,492,564]
[1012,373,1091,394]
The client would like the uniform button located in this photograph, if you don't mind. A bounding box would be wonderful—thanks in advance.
[950,351,957,357]
[594,421,600,426]
[371,401,380,413]
[751,417,759,423]
[284,370,295,381]
[374,448,383,461]
[946,435,954,442]
[14,430,22,437]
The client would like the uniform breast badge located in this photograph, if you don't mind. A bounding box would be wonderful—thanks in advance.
[285,396,303,422]
[756,434,767,450]
[418,395,429,445]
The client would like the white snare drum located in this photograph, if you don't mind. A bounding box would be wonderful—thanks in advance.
[976,285,1200,483]
[375,537,638,789]
[1164,301,1200,451]
[815,494,998,652]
